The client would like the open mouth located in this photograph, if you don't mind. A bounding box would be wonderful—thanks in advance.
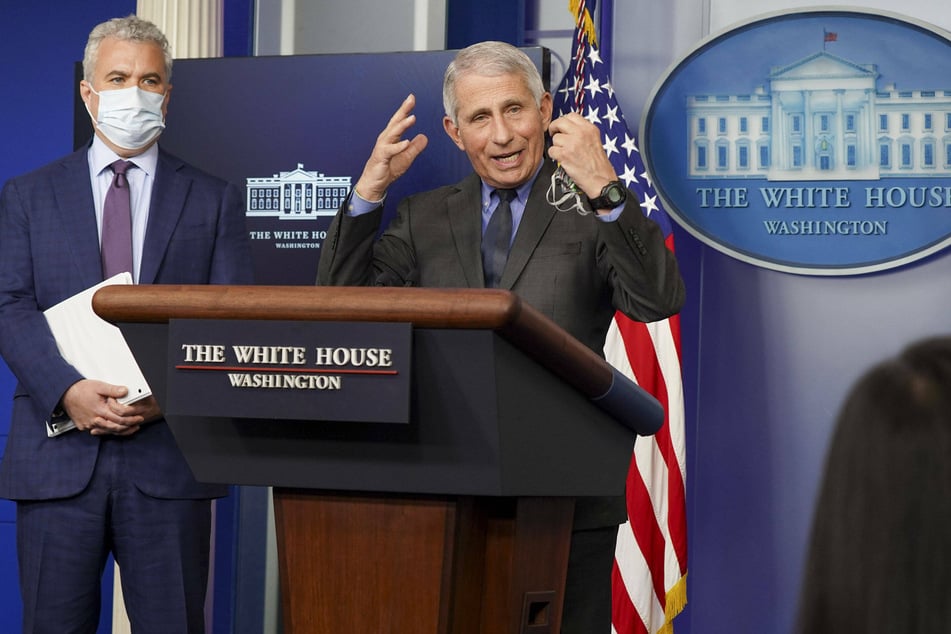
[493,150,522,166]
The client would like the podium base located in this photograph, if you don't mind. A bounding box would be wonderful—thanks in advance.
[274,489,574,634]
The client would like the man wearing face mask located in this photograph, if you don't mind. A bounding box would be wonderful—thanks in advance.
[0,15,251,633]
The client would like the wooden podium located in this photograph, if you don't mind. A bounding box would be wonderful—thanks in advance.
[93,286,662,634]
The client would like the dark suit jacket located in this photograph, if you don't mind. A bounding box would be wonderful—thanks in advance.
[0,144,253,501]
[318,160,685,528]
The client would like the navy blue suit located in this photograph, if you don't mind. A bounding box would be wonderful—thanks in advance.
[0,143,252,632]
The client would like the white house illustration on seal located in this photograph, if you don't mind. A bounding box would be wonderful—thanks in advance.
[686,50,951,181]
[246,163,352,218]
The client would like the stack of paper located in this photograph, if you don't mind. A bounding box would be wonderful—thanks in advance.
[42,273,152,435]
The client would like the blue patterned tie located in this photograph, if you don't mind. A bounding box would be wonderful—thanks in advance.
[101,160,134,278]
[482,189,515,288]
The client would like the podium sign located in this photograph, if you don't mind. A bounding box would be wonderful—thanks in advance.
[166,319,412,423]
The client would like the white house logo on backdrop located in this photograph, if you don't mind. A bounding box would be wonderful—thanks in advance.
[244,164,350,256]
[643,9,951,275]
[246,163,351,219]
[686,51,951,182]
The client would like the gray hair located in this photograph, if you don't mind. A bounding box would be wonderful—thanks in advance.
[443,41,545,126]
[83,15,173,83]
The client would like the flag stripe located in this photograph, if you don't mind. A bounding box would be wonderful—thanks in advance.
[611,320,673,603]
[612,537,653,634]
[606,320,680,632]
[647,319,688,579]
[619,318,688,571]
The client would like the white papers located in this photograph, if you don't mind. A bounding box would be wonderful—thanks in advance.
[43,273,152,436]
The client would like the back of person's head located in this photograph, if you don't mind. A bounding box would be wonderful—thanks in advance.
[442,41,545,126]
[796,336,951,633]
[83,14,173,83]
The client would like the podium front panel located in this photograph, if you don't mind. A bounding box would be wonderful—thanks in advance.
[121,323,635,497]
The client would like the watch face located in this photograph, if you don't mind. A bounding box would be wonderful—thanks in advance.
[589,181,626,210]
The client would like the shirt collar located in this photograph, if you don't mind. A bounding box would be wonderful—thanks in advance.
[480,161,544,206]
[88,135,160,178]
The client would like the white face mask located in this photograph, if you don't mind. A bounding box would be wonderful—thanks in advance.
[87,85,166,151]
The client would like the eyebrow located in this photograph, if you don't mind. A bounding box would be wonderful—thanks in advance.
[104,70,165,82]
[464,107,490,121]
[463,98,526,121]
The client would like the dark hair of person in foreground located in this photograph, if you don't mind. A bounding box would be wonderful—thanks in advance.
[796,335,951,633]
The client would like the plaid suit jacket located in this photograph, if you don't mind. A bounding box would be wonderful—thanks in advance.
[0,143,252,501]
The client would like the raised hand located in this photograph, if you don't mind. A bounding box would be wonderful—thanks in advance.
[547,112,618,203]
[354,94,430,202]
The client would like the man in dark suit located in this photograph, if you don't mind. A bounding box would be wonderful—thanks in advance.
[318,41,685,633]
[0,15,251,633]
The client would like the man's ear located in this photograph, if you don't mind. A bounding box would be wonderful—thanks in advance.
[162,84,173,117]
[443,115,465,151]
[540,91,553,128]
[79,80,92,108]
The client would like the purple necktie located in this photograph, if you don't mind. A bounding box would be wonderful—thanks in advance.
[101,159,134,278]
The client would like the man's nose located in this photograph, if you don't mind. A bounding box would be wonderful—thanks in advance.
[489,116,514,144]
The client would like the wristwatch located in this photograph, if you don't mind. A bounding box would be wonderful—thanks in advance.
[587,180,627,210]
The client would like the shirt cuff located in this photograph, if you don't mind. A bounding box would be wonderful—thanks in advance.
[347,189,386,217]
[594,203,625,222]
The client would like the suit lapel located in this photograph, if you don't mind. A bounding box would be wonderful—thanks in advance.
[446,172,484,288]
[54,149,103,287]
[140,150,189,284]
[499,160,557,289]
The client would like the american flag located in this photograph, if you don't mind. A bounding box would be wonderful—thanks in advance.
[551,2,688,633]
